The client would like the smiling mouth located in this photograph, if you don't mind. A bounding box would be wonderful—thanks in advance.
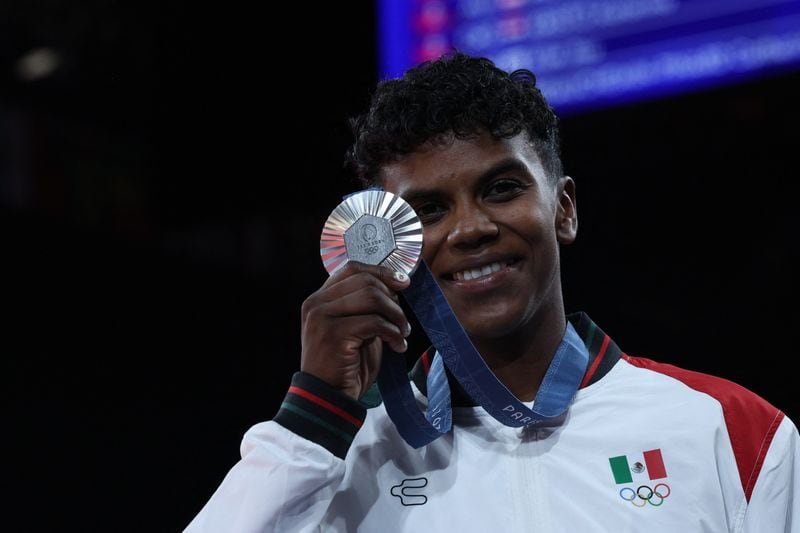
[448,259,518,282]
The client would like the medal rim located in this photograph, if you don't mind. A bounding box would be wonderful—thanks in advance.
[320,189,423,276]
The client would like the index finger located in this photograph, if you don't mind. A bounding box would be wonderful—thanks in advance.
[323,260,411,291]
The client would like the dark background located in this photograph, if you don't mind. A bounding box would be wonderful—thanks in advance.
[3,2,798,531]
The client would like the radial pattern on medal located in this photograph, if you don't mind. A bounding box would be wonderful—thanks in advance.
[320,190,423,276]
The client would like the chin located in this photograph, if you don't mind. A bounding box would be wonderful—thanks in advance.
[461,314,522,341]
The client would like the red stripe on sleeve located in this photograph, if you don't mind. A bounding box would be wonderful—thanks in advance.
[623,355,783,502]
[743,411,784,500]
[288,386,364,428]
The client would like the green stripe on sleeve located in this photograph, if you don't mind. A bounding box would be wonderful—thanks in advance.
[280,402,355,444]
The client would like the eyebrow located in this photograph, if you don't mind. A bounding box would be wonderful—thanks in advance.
[401,158,530,204]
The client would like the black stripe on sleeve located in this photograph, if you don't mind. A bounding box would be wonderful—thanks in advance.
[273,372,367,459]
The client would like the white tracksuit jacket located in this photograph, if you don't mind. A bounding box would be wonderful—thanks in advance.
[185,313,799,532]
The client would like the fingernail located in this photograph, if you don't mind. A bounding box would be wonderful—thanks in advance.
[404,322,412,337]
[393,271,408,282]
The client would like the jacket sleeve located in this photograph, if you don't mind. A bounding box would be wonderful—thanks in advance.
[740,415,800,532]
[184,372,367,533]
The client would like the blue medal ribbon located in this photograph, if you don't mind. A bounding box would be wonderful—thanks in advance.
[378,261,588,448]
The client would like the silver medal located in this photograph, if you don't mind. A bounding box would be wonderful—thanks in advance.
[320,189,423,276]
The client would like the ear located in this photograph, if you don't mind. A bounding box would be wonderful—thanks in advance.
[555,176,577,244]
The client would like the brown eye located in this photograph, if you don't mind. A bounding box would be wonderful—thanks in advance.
[414,203,447,224]
[486,180,527,200]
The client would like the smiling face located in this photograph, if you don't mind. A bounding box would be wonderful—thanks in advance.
[380,131,577,343]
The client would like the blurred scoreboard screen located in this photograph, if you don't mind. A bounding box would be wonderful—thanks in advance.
[378,0,800,114]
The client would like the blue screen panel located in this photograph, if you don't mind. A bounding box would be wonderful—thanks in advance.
[378,0,800,115]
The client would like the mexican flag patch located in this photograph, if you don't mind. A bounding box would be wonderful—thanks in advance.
[609,448,667,484]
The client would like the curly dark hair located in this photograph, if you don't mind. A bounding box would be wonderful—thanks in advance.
[345,51,563,187]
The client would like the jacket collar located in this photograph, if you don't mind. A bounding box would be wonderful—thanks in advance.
[408,312,623,406]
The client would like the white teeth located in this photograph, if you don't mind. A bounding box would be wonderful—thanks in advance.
[453,261,507,281]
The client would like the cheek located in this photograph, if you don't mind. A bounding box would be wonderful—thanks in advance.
[420,226,444,264]
[506,205,551,241]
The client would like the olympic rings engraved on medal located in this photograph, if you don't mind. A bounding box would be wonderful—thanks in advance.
[619,483,671,507]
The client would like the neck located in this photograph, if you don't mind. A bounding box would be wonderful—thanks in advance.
[471,307,567,402]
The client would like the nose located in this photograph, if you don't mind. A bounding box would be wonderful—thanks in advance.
[446,204,499,249]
